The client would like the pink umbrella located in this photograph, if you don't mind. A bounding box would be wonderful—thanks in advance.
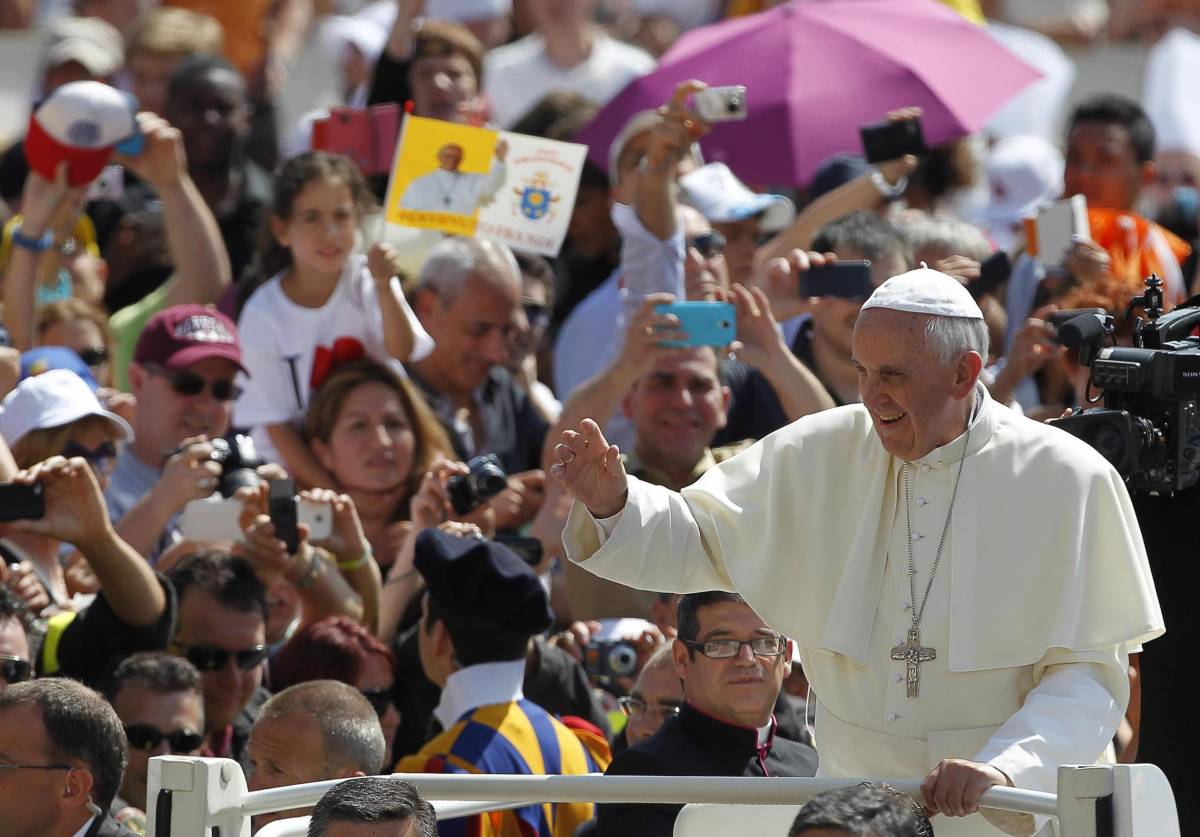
[577,0,1041,186]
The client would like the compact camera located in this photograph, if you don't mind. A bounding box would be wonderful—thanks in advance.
[446,454,509,515]
[583,640,639,681]
[694,86,748,123]
[1049,275,1200,494]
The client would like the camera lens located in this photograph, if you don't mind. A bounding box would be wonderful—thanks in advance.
[727,96,742,112]
[608,644,638,678]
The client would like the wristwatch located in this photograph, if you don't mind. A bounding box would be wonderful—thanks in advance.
[11,224,54,253]
[870,168,908,200]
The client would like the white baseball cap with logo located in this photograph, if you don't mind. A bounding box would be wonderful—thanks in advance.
[0,369,133,449]
[26,81,142,187]
[679,162,796,234]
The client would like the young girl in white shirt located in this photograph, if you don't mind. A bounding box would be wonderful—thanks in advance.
[235,151,433,487]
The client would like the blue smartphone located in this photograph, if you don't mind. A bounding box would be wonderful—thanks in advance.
[653,301,736,348]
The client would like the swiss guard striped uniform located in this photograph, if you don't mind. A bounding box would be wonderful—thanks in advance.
[396,697,607,837]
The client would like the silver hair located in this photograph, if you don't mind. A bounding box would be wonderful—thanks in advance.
[924,315,989,365]
[899,214,992,262]
[261,680,387,775]
[416,236,520,299]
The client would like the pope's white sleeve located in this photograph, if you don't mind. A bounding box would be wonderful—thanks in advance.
[591,509,624,541]
[974,647,1128,793]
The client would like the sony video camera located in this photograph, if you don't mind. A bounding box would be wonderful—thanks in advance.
[1049,275,1200,494]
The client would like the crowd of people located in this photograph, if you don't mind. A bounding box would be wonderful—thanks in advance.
[0,1,1197,836]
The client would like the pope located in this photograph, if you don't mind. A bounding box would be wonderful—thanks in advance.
[553,266,1164,836]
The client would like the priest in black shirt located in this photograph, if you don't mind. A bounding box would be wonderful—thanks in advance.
[596,592,818,836]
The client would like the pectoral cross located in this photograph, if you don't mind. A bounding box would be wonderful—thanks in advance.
[891,626,936,699]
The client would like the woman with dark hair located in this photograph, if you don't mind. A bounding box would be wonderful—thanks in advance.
[270,616,401,766]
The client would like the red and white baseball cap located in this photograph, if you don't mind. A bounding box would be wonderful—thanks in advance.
[25,81,142,187]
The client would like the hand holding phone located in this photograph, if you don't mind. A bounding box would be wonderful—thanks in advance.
[860,115,927,164]
[0,483,45,522]
[652,301,736,347]
[967,251,1012,300]
[798,260,875,300]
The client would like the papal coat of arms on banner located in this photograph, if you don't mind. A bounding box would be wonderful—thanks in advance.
[514,172,560,221]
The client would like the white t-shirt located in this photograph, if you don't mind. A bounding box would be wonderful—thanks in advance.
[483,32,656,128]
[233,253,433,465]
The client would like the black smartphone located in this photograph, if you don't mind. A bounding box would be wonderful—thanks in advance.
[799,260,874,299]
[860,117,927,164]
[268,479,299,555]
[967,251,1012,300]
[494,535,544,568]
[0,483,46,522]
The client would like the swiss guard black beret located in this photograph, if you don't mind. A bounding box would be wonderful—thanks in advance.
[414,529,554,636]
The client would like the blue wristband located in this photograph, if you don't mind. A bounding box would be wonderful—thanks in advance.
[11,225,54,253]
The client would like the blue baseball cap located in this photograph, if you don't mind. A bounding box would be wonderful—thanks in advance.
[21,346,99,390]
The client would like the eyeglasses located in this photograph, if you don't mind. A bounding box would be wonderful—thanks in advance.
[360,687,393,719]
[60,440,117,475]
[147,366,242,402]
[175,643,267,672]
[522,300,550,331]
[618,696,681,720]
[124,724,206,754]
[681,635,788,660]
[0,654,33,684]
[77,346,108,367]
[687,230,727,259]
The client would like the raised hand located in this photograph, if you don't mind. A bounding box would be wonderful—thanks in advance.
[550,419,629,519]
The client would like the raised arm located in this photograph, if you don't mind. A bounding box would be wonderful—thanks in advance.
[115,113,232,308]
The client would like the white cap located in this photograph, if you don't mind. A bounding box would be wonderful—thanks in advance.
[0,369,133,448]
[983,135,1064,246]
[425,0,511,21]
[862,267,984,320]
[46,16,124,78]
[678,163,795,233]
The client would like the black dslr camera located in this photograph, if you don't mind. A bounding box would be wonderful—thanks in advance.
[446,454,508,515]
[583,640,639,681]
[1049,275,1200,494]
[208,435,264,497]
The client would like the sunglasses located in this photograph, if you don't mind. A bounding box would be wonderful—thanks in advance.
[61,440,117,472]
[0,654,32,684]
[176,643,267,673]
[687,230,727,259]
[360,687,393,719]
[78,346,108,367]
[124,724,205,754]
[148,366,242,402]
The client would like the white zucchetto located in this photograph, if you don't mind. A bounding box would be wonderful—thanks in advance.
[861,266,985,320]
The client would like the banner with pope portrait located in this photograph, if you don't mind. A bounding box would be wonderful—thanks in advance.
[382,115,587,257]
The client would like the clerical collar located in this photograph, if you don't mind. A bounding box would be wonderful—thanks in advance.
[434,659,526,730]
[913,382,997,469]
[677,703,777,768]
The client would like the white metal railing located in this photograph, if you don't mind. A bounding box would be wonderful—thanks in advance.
[146,757,1181,837]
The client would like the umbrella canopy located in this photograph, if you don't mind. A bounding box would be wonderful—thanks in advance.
[577,0,1042,186]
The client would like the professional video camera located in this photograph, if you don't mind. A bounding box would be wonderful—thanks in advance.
[1050,275,1200,494]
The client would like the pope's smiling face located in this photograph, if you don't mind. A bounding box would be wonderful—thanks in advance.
[851,308,979,462]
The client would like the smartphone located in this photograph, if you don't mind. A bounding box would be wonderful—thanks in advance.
[653,301,736,348]
[1026,195,1089,266]
[178,494,332,543]
[798,260,874,299]
[269,479,300,555]
[0,483,45,522]
[494,535,544,567]
[860,117,927,164]
[967,251,1012,300]
[312,105,403,176]
[694,86,748,122]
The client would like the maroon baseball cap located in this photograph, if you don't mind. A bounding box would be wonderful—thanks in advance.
[134,305,246,374]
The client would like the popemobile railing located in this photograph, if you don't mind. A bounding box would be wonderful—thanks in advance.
[145,757,1180,837]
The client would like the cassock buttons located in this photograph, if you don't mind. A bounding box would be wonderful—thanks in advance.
[887,712,899,722]
[892,674,903,684]
[900,601,911,611]
[920,463,931,473]
[910,531,923,541]
[916,497,927,507]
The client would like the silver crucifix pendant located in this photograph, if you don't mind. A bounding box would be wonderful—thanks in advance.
[890,626,936,699]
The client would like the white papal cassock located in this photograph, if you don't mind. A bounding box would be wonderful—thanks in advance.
[563,384,1164,836]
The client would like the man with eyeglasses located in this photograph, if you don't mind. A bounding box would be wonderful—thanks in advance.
[105,304,246,563]
[103,652,205,820]
[0,677,139,836]
[619,644,683,748]
[165,549,270,770]
[596,592,817,837]
[0,585,36,691]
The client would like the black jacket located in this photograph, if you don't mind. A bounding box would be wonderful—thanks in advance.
[595,703,819,837]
